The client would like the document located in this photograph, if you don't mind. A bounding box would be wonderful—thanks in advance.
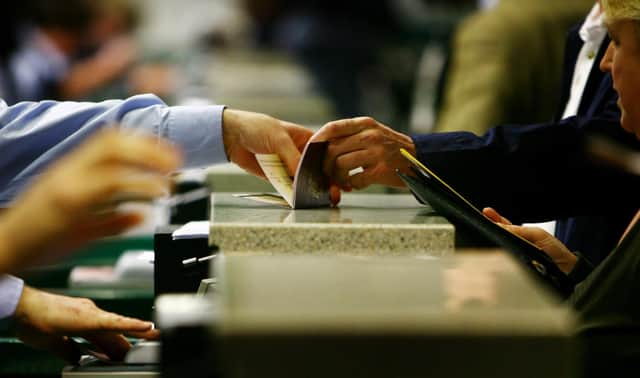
[236,141,331,209]
[397,148,574,297]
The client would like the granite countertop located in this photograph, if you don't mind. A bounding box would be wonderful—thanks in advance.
[209,193,454,256]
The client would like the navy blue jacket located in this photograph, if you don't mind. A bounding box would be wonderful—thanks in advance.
[411,24,640,265]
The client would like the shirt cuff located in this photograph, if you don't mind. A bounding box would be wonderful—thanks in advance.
[166,105,227,169]
[0,275,24,327]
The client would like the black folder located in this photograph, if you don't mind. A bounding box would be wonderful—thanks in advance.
[397,149,574,298]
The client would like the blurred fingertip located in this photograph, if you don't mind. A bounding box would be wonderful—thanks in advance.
[329,185,341,206]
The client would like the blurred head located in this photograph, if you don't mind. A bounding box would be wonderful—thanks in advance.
[89,0,140,46]
[600,0,640,138]
[27,0,98,33]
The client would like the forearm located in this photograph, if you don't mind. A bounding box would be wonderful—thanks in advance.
[0,96,226,206]
[412,114,639,221]
[119,102,226,168]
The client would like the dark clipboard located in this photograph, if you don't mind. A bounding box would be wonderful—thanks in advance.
[397,148,574,298]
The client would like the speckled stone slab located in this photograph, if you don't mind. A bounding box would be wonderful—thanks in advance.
[209,193,454,256]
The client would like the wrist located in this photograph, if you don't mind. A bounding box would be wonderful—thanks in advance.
[221,108,240,162]
[13,284,30,320]
[567,251,595,284]
[557,251,578,275]
[404,137,417,158]
[395,133,418,175]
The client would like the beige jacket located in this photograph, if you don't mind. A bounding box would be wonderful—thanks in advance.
[435,0,594,134]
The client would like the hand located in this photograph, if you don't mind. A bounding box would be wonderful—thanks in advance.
[14,286,158,363]
[0,129,182,273]
[311,117,417,190]
[222,109,313,177]
[482,207,578,274]
[221,107,316,176]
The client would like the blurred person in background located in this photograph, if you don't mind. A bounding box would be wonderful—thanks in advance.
[435,0,593,134]
[0,0,175,104]
[243,0,402,122]
[64,0,178,101]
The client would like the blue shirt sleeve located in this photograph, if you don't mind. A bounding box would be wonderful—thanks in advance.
[0,95,226,206]
[0,275,24,328]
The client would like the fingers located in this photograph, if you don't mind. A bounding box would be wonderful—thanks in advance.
[323,135,367,179]
[283,123,314,152]
[329,184,342,206]
[100,174,172,203]
[501,224,549,243]
[84,333,132,362]
[312,117,380,142]
[71,171,171,211]
[93,310,155,334]
[482,207,513,225]
[85,129,183,174]
[81,328,160,363]
[274,122,313,176]
[231,150,266,179]
[331,150,373,186]
[126,328,161,340]
[77,212,144,241]
[275,135,303,177]
[50,336,84,364]
[347,168,377,190]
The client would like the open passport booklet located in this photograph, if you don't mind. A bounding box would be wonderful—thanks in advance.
[396,148,574,297]
[235,141,331,209]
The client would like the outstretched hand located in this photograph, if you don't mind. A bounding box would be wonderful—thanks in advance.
[482,207,577,274]
[311,117,417,190]
[221,109,341,205]
[14,286,158,363]
[222,109,313,178]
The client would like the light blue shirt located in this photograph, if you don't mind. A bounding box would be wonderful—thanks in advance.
[0,94,227,323]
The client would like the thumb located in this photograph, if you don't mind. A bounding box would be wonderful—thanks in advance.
[277,138,303,177]
[482,207,513,225]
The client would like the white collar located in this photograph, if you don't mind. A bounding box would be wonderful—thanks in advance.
[579,3,607,43]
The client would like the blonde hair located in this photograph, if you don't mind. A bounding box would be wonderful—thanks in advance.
[602,0,640,22]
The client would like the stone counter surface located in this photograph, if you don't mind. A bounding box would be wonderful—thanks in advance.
[209,193,454,256]
[215,252,576,378]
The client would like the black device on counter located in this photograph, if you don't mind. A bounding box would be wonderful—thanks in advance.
[154,226,218,296]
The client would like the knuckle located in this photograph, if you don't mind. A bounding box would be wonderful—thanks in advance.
[360,129,383,144]
[324,122,341,136]
[370,164,385,177]
[351,179,366,190]
[326,143,338,158]
[80,298,96,307]
[360,116,376,125]
[335,155,350,170]
[51,185,83,209]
